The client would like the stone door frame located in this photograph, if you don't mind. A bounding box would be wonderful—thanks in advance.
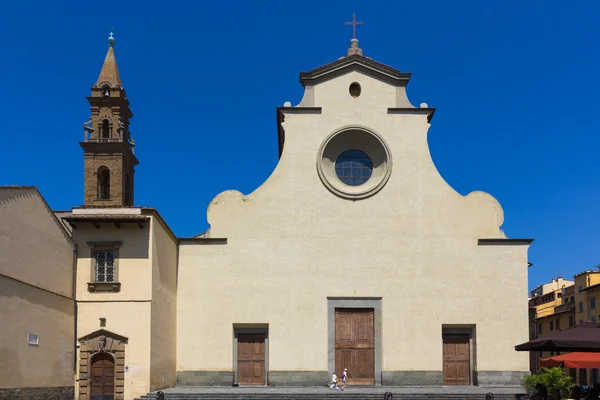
[327,297,382,386]
[233,326,269,386]
[78,329,128,400]
[441,325,476,386]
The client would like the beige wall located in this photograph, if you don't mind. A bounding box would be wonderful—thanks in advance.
[0,187,75,390]
[73,222,153,399]
[0,188,74,298]
[177,70,530,375]
[0,275,74,389]
[74,224,151,302]
[149,216,178,390]
[73,211,177,398]
[77,302,151,400]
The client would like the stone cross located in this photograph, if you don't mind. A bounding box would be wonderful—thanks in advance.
[345,13,364,40]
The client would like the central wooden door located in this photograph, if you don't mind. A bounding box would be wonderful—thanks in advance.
[443,334,470,385]
[90,353,115,400]
[335,308,375,385]
[237,333,266,385]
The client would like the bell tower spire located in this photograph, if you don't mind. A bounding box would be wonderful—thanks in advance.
[96,29,122,88]
[81,30,138,206]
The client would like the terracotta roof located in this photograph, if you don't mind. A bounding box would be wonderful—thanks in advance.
[582,283,600,292]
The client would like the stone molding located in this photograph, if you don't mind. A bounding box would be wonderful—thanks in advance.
[173,369,526,387]
[317,126,392,200]
[176,371,234,386]
[382,371,443,385]
[327,297,382,385]
[78,330,127,400]
[232,327,269,386]
[268,371,328,386]
[476,371,528,386]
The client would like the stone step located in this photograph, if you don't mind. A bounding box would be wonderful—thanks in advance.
[136,393,522,400]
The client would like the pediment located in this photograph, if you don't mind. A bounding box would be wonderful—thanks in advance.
[78,328,128,343]
[299,54,411,87]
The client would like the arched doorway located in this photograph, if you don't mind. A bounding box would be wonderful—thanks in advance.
[90,353,115,400]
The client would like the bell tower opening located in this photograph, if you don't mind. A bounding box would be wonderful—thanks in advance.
[101,120,110,139]
[97,167,110,200]
[80,30,139,206]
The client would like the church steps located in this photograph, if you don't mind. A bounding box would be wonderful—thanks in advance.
[136,393,520,400]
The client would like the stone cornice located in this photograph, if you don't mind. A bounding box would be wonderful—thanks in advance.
[388,108,436,123]
[300,55,411,87]
[478,238,534,246]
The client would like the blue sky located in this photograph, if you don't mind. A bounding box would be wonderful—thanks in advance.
[1,1,599,291]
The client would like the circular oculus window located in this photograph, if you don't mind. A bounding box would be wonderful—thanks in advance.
[317,126,392,200]
[349,82,361,98]
[335,149,373,186]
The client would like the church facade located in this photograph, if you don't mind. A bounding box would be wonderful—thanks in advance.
[15,30,532,399]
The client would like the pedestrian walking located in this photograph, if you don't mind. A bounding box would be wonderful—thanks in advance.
[329,371,339,390]
[341,368,348,391]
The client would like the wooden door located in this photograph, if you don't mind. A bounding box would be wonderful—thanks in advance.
[237,333,266,385]
[443,334,470,385]
[90,353,115,400]
[335,308,375,385]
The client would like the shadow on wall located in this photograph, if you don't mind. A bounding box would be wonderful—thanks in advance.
[0,275,74,313]
[0,348,23,387]
[121,228,150,259]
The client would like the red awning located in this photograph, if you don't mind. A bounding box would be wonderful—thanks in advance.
[540,352,600,369]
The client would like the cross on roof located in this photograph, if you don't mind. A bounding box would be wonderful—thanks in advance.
[345,13,364,40]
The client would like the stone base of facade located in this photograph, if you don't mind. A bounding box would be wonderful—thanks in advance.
[177,371,234,386]
[268,371,328,386]
[0,386,74,400]
[382,371,443,385]
[476,371,528,386]
[175,370,527,387]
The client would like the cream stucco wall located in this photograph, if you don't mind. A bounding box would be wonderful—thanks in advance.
[0,187,75,391]
[149,216,178,390]
[77,302,151,400]
[74,222,152,399]
[0,188,74,298]
[73,212,178,398]
[177,68,530,378]
[74,224,151,302]
[0,276,75,389]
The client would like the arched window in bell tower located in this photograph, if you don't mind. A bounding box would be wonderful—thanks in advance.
[97,167,110,200]
[101,120,110,139]
[101,84,110,97]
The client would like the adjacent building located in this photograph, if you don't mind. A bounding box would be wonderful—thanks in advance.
[528,278,574,372]
[0,187,76,399]
[528,272,600,385]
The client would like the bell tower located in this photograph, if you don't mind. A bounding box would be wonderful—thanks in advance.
[81,30,138,206]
